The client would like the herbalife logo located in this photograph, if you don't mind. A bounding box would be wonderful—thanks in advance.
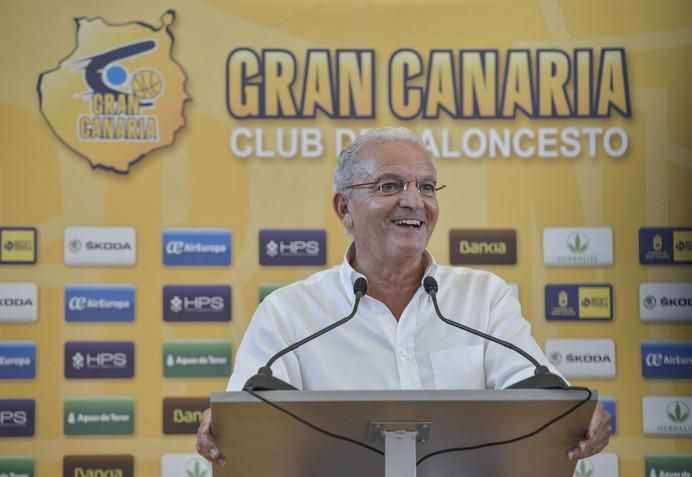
[69,239,82,253]
[667,401,690,424]
[186,458,210,477]
[72,352,85,369]
[573,459,594,477]
[170,296,183,313]
[567,232,589,254]
[644,295,657,309]
[266,240,279,257]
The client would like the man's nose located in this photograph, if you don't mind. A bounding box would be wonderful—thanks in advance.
[398,182,425,208]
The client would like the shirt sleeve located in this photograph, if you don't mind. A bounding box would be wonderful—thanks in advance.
[482,275,565,389]
[226,294,305,391]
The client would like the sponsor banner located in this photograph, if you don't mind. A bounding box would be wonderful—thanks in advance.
[645,454,692,475]
[640,283,692,322]
[545,339,616,379]
[259,283,287,303]
[65,284,135,322]
[643,396,692,436]
[64,397,134,435]
[63,455,133,477]
[0,457,34,476]
[449,229,517,265]
[0,227,37,265]
[161,454,211,477]
[0,342,36,380]
[65,341,134,379]
[600,397,617,435]
[543,227,613,267]
[0,399,35,437]
[163,340,231,378]
[573,453,618,477]
[639,227,692,265]
[259,229,326,266]
[162,228,231,266]
[162,397,209,434]
[64,227,136,266]
[642,341,692,379]
[0,283,38,323]
[163,285,231,322]
[545,284,613,321]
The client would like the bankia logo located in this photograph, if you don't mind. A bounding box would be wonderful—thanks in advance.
[64,397,134,436]
[63,455,133,477]
[162,397,209,434]
[639,227,692,264]
[259,229,326,266]
[642,396,692,436]
[161,454,211,477]
[163,285,231,322]
[543,227,613,267]
[38,10,189,174]
[0,456,34,476]
[0,283,38,323]
[545,339,615,378]
[545,284,612,321]
[163,341,231,378]
[65,284,135,322]
[163,229,231,266]
[64,227,136,266]
[640,282,692,322]
[0,227,37,265]
[0,342,36,380]
[449,229,516,265]
[65,341,134,379]
[0,399,35,437]
[642,341,692,379]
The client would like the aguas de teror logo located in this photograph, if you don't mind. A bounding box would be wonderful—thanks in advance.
[37,10,190,173]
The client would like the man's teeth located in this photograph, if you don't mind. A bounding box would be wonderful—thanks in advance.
[394,219,422,227]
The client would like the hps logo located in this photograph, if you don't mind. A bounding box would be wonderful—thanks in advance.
[38,11,189,173]
[65,341,134,378]
[0,399,35,437]
[259,229,326,266]
[163,285,231,322]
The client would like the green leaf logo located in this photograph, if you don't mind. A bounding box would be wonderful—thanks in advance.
[573,460,594,477]
[186,459,209,477]
[567,232,589,253]
[667,401,690,423]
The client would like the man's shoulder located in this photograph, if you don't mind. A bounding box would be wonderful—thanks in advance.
[435,264,507,287]
[263,264,346,304]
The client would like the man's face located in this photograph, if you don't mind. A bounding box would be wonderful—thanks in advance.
[336,140,440,263]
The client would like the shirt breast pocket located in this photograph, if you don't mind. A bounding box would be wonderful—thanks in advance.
[430,345,486,390]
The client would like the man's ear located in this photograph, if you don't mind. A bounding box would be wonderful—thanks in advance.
[333,193,353,228]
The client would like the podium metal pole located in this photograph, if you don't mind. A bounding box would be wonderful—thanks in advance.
[384,430,417,477]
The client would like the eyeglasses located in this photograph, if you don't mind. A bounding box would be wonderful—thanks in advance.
[347,178,446,197]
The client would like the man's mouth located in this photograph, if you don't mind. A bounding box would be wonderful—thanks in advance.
[392,219,423,228]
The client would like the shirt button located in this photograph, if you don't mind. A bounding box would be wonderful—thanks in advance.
[399,349,408,358]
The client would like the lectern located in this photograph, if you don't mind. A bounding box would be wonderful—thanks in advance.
[211,389,596,477]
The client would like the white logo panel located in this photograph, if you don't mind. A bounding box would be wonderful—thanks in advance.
[642,396,692,436]
[543,227,613,267]
[640,282,692,322]
[64,226,136,266]
[573,453,619,477]
[161,453,212,477]
[0,283,37,322]
[545,339,616,378]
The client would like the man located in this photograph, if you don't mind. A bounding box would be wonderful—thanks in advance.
[197,127,611,465]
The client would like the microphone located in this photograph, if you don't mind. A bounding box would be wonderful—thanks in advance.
[423,276,567,389]
[243,277,368,391]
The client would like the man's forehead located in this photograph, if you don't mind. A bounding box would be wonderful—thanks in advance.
[355,140,436,177]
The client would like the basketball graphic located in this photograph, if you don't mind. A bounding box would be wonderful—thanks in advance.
[131,69,163,99]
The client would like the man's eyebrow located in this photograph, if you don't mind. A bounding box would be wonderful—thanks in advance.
[374,173,437,181]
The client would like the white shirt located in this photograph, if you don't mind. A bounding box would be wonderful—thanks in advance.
[227,247,559,391]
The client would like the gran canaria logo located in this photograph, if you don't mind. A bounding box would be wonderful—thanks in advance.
[38,10,190,173]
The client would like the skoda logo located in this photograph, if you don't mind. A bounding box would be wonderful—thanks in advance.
[549,352,563,365]
[643,295,657,309]
[566,232,589,254]
[69,239,82,253]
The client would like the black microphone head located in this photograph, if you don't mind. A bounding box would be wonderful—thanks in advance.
[423,276,438,295]
[353,277,368,297]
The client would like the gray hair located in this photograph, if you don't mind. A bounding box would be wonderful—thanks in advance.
[332,127,427,194]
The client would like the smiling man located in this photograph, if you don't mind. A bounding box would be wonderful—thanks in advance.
[196,127,611,465]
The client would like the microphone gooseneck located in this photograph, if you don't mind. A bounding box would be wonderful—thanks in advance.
[423,276,567,389]
[243,277,368,391]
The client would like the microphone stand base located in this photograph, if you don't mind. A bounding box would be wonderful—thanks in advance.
[243,374,298,391]
[506,373,567,390]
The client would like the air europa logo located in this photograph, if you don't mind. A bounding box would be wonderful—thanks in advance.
[38,10,190,173]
